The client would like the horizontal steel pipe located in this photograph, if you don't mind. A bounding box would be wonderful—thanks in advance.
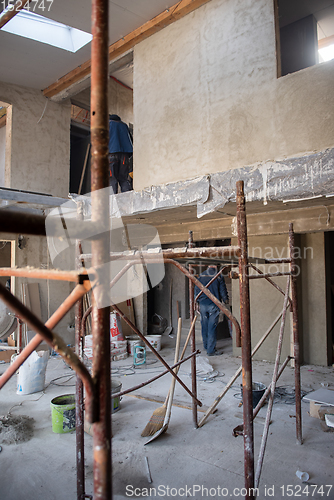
[0,267,88,282]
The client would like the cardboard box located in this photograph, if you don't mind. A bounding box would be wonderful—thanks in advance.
[8,334,16,347]
[0,349,16,363]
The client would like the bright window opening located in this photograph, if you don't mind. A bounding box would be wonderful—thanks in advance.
[318,44,334,63]
[1,10,92,53]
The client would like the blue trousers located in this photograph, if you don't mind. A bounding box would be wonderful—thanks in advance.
[199,303,220,355]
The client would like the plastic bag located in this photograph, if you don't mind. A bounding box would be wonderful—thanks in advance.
[16,350,49,395]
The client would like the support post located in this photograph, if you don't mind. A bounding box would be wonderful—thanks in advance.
[76,203,85,500]
[289,223,302,445]
[90,0,111,498]
[236,180,254,499]
[188,230,198,428]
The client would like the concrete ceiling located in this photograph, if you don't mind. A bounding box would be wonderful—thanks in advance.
[0,0,177,90]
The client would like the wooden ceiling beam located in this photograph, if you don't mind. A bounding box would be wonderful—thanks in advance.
[43,0,211,99]
[318,34,334,50]
[0,0,33,29]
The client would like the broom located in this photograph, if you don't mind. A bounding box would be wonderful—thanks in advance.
[141,315,197,437]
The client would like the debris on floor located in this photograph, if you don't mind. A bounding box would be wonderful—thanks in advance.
[0,414,34,445]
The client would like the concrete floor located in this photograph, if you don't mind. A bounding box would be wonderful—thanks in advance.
[0,327,333,500]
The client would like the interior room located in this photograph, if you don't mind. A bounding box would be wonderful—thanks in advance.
[0,1,333,499]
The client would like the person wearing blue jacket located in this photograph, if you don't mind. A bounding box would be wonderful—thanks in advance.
[194,265,229,356]
[108,114,133,194]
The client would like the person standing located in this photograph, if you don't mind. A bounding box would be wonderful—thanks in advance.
[108,114,133,194]
[194,265,229,356]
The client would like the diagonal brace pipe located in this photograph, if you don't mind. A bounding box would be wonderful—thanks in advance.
[0,283,96,422]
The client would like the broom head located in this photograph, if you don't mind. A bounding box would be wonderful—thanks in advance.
[141,405,166,437]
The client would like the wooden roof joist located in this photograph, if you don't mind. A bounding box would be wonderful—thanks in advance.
[43,0,211,100]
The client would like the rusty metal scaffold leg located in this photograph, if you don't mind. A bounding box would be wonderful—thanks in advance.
[289,223,302,445]
[90,0,111,497]
[236,180,255,499]
[188,230,198,428]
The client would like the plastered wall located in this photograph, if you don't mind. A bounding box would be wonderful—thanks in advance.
[0,81,70,197]
[75,78,133,125]
[232,233,328,366]
[0,81,73,342]
[133,0,334,190]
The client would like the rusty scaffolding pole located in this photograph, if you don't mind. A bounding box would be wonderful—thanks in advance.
[90,0,111,497]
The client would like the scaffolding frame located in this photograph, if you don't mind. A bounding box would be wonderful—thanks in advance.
[0,2,302,499]
[0,181,302,500]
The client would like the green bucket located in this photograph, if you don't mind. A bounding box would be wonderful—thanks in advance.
[50,394,76,434]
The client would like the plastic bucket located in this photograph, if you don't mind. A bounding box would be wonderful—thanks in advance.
[50,394,76,433]
[112,379,122,413]
[241,382,266,409]
[126,337,143,355]
[144,335,162,352]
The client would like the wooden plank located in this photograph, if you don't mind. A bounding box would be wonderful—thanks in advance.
[303,389,334,406]
[43,0,212,99]
[0,0,32,29]
[124,392,215,413]
[318,35,334,50]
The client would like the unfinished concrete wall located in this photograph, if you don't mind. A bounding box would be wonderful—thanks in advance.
[0,82,70,197]
[133,0,334,190]
[232,233,328,365]
[0,125,5,187]
[299,232,328,365]
[74,78,133,125]
[0,82,74,343]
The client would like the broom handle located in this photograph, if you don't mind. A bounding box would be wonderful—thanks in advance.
[164,317,182,410]
[164,315,197,404]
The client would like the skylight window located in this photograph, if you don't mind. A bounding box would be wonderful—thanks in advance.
[1,10,92,53]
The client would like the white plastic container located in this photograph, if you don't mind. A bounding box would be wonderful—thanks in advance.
[144,335,162,352]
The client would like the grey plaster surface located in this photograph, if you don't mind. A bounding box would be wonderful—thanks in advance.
[0,333,333,500]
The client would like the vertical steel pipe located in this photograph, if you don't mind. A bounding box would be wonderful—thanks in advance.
[76,204,85,500]
[289,223,302,444]
[17,317,23,354]
[90,0,111,498]
[255,278,290,488]
[236,180,254,499]
[188,231,198,428]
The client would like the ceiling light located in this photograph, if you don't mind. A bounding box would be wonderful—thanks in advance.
[1,10,92,53]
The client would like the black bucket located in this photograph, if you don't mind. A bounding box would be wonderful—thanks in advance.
[241,382,266,408]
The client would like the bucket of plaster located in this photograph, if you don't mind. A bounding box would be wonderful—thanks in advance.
[111,379,122,413]
[126,336,143,355]
[50,394,76,434]
[144,335,162,352]
[241,382,266,409]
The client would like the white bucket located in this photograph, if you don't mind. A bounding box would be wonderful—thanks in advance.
[144,335,162,352]
[111,379,122,413]
[126,337,143,355]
